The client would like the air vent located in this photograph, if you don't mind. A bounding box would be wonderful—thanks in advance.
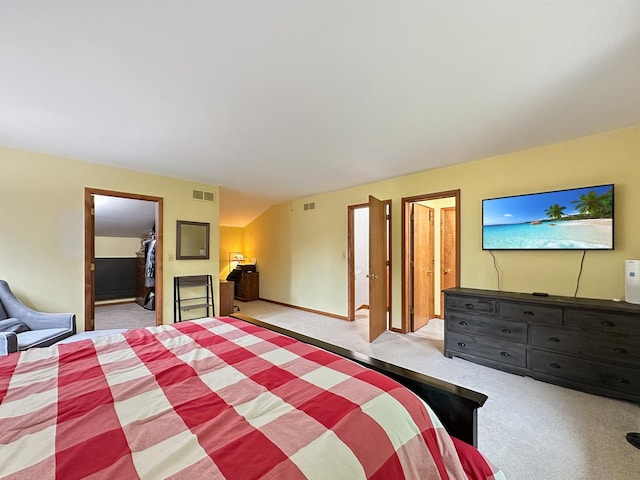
[192,189,215,202]
[303,202,315,211]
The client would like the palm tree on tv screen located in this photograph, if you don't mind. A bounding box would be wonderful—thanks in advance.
[571,190,606,218]
[544,203,566,220]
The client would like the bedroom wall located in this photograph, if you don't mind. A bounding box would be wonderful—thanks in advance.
[0,146,220,329]
[244,126,640,329]
[95,236,140,257]
[219,226,244,279]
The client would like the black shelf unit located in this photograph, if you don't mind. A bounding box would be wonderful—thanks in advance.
[174,275,214,322]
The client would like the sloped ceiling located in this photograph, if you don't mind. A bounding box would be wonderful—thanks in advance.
[1,1,639,226]
[94,195,155,238]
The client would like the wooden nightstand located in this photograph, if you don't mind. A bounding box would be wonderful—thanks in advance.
[219,281,235,315]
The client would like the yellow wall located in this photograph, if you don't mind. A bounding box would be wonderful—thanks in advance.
[245,127,640,328]
[95,236,141,258]
[0,146,220,329]
[219,226,245,279]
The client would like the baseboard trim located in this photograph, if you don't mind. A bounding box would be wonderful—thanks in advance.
[259,298,348,321]
[96,299,136,307]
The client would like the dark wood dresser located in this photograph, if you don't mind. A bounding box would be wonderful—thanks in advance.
[235,271,259,302]
[444,288,640,403]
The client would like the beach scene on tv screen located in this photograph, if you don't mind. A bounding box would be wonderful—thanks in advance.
[483,185,613,249]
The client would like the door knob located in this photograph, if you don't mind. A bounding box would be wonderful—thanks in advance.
[444,268,451,273]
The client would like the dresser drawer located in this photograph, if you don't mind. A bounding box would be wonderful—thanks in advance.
[447,312,527,343]
[531,349,640,397]
[446,331,526,367]
[564,309,639,335]
[499,301,562,325]
[446,296,497,315]
[530,325,640,364]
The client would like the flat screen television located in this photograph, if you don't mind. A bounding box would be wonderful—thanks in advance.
[482,184,614,250]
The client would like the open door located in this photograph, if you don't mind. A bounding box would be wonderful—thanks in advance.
[401,190,459,333]
[440,206,457,312]
[368,195,387,342]
[412,203,434,331]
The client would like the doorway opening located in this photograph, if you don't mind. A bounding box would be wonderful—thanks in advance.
[401,190,460,333]
[84,188,164,331]
[347,197,391,341]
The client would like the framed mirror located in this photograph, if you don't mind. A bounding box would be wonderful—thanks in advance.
[176,220,210,260]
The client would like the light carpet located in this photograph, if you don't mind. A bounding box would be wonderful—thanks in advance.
[95,302,156,330]
[234,301,640,480]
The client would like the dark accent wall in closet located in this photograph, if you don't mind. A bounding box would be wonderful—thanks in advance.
[95,258,138,301]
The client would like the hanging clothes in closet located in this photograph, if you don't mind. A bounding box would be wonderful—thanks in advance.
[144,237,156,287]
[142,237,156,310]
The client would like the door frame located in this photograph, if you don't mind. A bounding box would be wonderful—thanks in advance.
[347,200,392,324]
[84,187,164,331]
[401,189,460,333]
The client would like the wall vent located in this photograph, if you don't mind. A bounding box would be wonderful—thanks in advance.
[192,189,215,202]
[303,202,316,211]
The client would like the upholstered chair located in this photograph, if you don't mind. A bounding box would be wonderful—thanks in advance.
[0,280,75,355]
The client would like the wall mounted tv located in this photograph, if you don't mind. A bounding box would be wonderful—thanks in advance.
[482,184,614,250]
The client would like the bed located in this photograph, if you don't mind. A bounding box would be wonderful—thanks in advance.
[0,315,504,479]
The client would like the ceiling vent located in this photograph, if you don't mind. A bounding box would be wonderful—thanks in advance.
[193,189,215,202]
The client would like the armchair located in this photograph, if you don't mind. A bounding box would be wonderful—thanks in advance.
[0,280,76,355]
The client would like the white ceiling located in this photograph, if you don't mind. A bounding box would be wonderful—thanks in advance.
[1,1,639,227]
[94,195,155,237]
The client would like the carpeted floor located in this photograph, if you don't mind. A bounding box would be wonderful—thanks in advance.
[94,302,157,330]
[233,300,640,480]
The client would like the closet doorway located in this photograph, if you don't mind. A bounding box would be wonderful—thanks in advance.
[401,190,460,333]
[84,188,163,331]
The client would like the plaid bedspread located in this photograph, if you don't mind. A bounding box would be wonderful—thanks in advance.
[0,317,503,479]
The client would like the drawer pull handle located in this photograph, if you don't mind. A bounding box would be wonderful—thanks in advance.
[614,348,628,354]
[465,304,474,309]
[524,311,534,316]
[617,378,630,385]
[600,321,614,327]
[549,363,561,369]
[457,342,466,347]
[459,321,468,326]
[502,329,511,334]
[548,337,560,342]
[500,351,510,357]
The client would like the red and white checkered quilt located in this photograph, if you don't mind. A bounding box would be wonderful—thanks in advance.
[0,317,503,479]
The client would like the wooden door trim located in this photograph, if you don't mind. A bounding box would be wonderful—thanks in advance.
[84,187,164,331]
[401,189,460,334]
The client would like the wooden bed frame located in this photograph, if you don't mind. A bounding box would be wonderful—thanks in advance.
[230,313,487,447]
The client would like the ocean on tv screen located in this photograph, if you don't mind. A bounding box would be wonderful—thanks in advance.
[483,218,613,250]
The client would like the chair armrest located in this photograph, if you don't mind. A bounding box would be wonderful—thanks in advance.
[20,311,76,332]
[0,281,76,332]
[0,332,18,356]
